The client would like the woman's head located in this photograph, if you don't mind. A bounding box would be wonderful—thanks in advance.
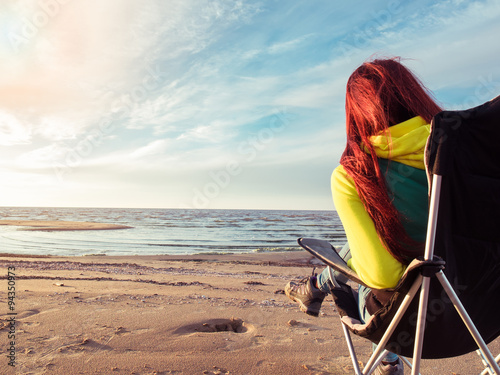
[345,57,441,145]
[341,57,442,263]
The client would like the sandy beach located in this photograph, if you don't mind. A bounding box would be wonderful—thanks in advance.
[1,250,498,375]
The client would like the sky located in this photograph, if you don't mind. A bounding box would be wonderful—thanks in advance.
[0,0,499,211]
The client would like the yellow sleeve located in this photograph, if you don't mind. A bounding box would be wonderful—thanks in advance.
[332,166,405,289]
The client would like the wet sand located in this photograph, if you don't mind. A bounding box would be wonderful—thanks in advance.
[0,220,132,231]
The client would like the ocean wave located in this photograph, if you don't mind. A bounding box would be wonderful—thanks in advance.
[196,251,235,255]
[252,247,301,253]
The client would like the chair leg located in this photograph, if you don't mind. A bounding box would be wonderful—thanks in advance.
[341,321,390,375]
[436,271,500,375]
[412,174,442,374]
[341,322,363,375]
[400,356,421,375]
[365,350,388,375]
[363,275,423,374]
[480,353,500,375]
[411,275,432,375]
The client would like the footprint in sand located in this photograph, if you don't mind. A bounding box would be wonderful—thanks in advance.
[173,317,253,335]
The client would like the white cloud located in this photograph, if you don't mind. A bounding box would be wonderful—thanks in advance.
[35,115,87,141]
[129,139,171,159]
[268,34,314,55]
[15,143,68,168]
[0,110,32,146]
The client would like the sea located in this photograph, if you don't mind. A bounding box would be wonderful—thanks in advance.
[0,207,346,257]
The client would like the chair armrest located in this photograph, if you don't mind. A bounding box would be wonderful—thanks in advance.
[297,238,369,288]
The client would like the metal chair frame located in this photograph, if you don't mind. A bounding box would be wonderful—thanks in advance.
[339,175,500,375]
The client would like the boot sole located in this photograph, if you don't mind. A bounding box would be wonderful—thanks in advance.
[289,296,320,317]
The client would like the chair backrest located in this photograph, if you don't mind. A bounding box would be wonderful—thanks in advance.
[422,95,500,357]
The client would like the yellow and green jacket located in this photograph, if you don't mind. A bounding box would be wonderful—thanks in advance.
[332,116,430,289]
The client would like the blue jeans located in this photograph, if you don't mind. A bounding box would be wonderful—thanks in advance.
[316,242,399,363]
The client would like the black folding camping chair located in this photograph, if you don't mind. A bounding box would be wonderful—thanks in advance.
[299,96,500,374]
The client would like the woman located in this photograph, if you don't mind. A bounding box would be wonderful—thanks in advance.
[285,57,442,375]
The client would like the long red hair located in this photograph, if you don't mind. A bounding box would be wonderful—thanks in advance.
[341,57,442,264]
